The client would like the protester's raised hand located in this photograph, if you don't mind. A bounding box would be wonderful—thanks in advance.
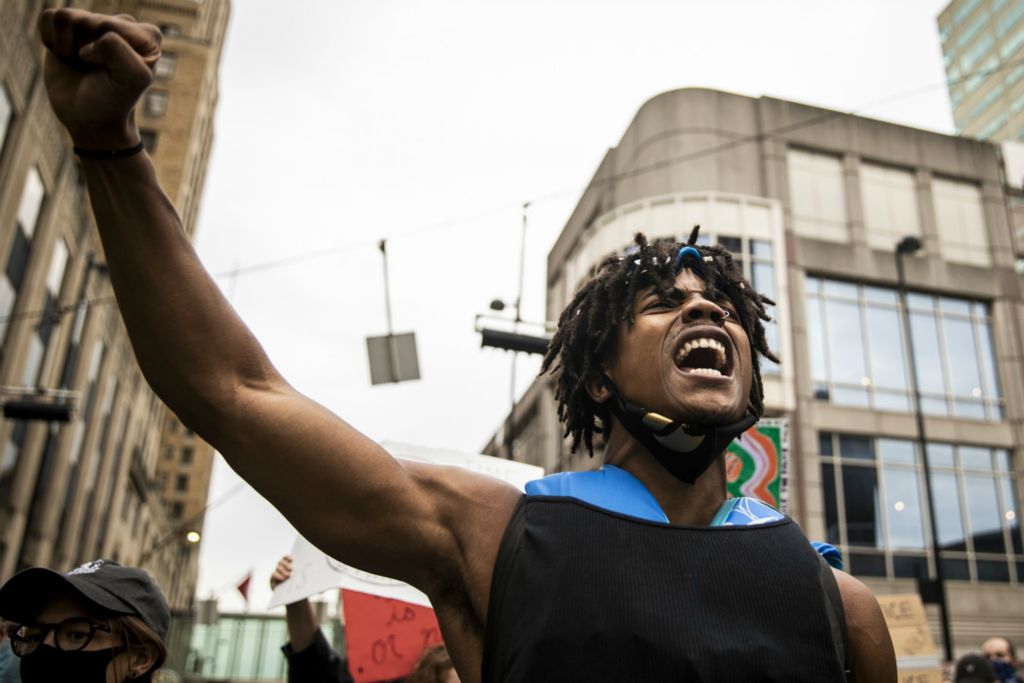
[270,555,293,591]
[37,8,161,148]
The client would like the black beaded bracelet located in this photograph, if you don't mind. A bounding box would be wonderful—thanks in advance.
[73,141,145,160]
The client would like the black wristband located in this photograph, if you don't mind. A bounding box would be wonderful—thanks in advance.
[73,141,145,160]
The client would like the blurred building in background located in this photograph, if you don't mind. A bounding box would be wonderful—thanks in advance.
[484,87,1024,655]
[939,0,1024,141]
[0,0,228,611]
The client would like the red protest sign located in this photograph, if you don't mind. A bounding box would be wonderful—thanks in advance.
[342,589,443,683]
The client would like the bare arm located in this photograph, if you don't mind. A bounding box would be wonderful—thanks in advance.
[37,9,518,594]
[832,568,897,683]
[270,557,319,652]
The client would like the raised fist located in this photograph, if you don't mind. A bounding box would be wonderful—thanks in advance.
[37,8,162,148]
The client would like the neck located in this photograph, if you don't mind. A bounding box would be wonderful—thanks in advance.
[603,425,727,525]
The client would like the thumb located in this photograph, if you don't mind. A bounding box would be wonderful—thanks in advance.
[79,31,153,89]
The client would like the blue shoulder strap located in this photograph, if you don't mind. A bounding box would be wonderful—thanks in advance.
[526,465,669,523]
[525,466,844,569]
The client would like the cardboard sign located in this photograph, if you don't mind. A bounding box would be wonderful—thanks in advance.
[726,418,788,512]
[269,442,544,609]
[342,590,442,683]
[877,593,942,682]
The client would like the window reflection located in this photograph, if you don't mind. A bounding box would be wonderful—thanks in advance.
[883,468,926,549]
[805,277,1002,419]
[842,466,882,548]
[965,474,1006,554]
[821,434,1019,583]
[866,307,907,390]
[931,471,967,550]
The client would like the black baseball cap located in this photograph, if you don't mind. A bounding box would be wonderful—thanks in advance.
[955,653,997,683]
[0,559,170,640]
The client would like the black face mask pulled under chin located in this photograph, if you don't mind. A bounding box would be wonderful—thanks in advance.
[602,377,756,484]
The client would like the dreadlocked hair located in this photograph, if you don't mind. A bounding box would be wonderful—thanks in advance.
[540,226,778,457]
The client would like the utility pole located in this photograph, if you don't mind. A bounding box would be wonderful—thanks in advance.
[506,202,529,460]
[379,239,398,384]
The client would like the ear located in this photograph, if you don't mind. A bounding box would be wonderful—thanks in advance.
[586,371,613,404]
[128,643,158,678]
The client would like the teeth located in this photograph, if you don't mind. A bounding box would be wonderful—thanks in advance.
[677,337,728,370]
[689,368,722,376]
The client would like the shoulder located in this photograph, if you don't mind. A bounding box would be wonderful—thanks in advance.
[831,569,897,683]
[405,461,523,591]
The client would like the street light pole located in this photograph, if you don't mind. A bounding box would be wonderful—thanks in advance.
[895,235,953,663]
[506,202,530,460]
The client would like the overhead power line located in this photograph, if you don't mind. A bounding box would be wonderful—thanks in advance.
[2,55,1019,330]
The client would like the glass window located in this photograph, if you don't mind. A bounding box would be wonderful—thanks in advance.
[140,129,158,154]
[45,239,67,296]
[969,84,1004,121]
[839,435,874,461]
[955,0,982,25]
[998,0,1024,35]
[144,90,169,117]
[865,306,907,391]
[825,434,1021,583]
[806,278,1001,419]
[883,468,926,549]
[879,439,915,464]
[961,446,992,470]
[931,470,967,550]
[787,149,848,243]
[1007,63,1024,88]
[1,170,47,342]
[978,111,1009,140]
[962,33,994,71]
[154,52,177,79]
[957,12,990,50]
[17,168,45,239]
[0,421,28,501]
[0,84,11,159]
[4,228,31,296]
[1002,25,1024,58]
[843,465,882,548]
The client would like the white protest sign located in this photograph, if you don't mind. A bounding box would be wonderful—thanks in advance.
[268,441,544,609]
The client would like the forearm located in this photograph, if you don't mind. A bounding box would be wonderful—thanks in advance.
[80,151,278,435]
[284,599,319,652]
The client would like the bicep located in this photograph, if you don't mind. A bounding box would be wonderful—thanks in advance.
[209,381,507,589]
[833,569,897,683]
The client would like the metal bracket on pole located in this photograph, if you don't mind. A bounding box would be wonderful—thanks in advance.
[379,239,398,383]
[366,240,420,385]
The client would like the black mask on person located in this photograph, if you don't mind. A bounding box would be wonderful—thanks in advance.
[20,643,123,683]
[602,376,756,484]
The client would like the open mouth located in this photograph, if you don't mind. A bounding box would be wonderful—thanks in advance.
[673,328,734,378]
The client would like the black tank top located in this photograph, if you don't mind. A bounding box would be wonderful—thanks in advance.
[482,496,846,682]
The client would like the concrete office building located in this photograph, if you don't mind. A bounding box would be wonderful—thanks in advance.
[939,0,1024,141]
[484,87,1024,653]
[0,0,228,611]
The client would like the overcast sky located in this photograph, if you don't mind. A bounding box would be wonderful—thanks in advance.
[191,0,955,613]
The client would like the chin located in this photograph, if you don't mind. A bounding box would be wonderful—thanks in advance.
[678,401,745,427]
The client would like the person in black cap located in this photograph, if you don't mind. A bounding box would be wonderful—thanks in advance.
[0,559,170,682]
[957,653,998,683]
